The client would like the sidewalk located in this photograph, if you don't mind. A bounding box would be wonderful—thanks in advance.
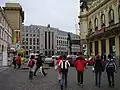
[0,66,8,72]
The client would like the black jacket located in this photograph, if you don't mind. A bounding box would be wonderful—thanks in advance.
[36,56,44,66]
[94,59,104,72]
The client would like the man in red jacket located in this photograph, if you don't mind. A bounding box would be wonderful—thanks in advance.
[74,53,89,85]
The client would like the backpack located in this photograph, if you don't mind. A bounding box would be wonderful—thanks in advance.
[60,60,69,72]
[28,59,35,68]
[106,59,115,72]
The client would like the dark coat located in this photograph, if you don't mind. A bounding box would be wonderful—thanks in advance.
[94,59,104,72]
[36,56,44,67]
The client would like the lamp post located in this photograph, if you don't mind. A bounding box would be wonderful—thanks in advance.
[23,40,27,56]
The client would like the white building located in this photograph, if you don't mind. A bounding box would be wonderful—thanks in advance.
[21,25,80,56]
[0,7,13,66]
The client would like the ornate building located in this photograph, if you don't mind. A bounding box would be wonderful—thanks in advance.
[79,0,120,66]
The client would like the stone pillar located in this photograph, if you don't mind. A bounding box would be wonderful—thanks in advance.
[3,51,8,66]
[106,39,109,57]
[87,41,90,56]
[115,36,120,67]
[98,40,101,55]
[92,42,95,56]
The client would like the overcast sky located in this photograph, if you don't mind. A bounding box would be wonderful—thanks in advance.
[1,0,80,33]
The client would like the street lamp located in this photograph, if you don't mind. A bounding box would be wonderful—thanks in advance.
[23,40,27,56]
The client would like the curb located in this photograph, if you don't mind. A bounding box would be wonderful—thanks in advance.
[0,67,8,72]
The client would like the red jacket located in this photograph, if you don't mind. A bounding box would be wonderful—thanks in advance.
[75,60,88,72]
[74,55,89,72]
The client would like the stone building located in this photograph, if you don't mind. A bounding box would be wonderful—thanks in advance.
[0,7,13,66]
[21,25,80,56]
[79,0,120,66]
[3,3,24,44]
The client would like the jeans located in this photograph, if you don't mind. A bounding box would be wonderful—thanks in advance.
[61,71,68,87]
[77,71,83,84]
[95,71,102,86]
[17,64,21,69]
[107,72,114,86]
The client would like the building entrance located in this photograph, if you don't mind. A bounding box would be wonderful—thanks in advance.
[109,37,115,55]
[101,39,106,54]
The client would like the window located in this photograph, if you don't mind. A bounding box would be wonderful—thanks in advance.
[101,14,105,27]
[33,46,35,49]
[109,9,114,25]
[37,46,39,49]
[30,46,32,49]
[94,18,98,31]
[118,6,120,21]
[30,34,32,36]
[26,34,28,36]
[26,38,28,41]
[37,38,39,45]
[33,34,35,37]
[30,38,32,45]
[33,38,35,45]
[89,21,92,32]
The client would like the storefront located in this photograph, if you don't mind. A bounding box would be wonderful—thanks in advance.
[87,23,120,66]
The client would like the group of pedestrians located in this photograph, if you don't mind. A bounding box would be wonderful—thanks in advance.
[12,53,22,69]
[55,52,117,90]
[27,53,47,79]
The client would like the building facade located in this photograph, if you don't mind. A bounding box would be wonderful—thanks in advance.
[3,3,24,44]
[0,7,13,66]
[79,0,120,66]
[21,25,80,56]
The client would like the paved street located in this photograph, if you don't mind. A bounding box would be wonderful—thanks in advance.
[0,66,120,90]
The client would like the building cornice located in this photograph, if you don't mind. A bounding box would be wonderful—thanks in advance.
[0,7,13,32]
[3,7,24,22]
[79,0,115,18]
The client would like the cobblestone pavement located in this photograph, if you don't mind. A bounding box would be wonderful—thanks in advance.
[0,66,120,90]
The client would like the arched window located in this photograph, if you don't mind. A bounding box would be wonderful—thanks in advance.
[94,18,98,31]
[109,9,114,25]
[101,14,105,27]
[89,21,92,33]
[118,6,120,21]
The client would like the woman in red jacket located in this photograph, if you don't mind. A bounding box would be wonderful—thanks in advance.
[74,55,89,85]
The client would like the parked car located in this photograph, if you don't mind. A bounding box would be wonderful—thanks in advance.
[44,57,54,66]
[67,55,77,67]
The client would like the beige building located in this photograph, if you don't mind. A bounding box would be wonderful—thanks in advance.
[3,3,24,44]
[0,7,13,66]
[79,0,120,66]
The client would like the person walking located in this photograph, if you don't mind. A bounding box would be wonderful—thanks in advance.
[28,55,35,80]
[16,54,22,69]
[55,56,62,82]
[59,55,70,90]
[34,53,47,76]
[94,55,104,87]
[12,53,17,69]
[105,54,117,87]
[74,53,89,85]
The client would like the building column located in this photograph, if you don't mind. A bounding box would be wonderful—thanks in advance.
[87,41,90,56]
[98,40,101,55]
[115,36,120,67]
[106,39,109,57]
[92,42,95,56]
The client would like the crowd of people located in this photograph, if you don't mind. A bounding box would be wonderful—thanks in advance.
[12,52,117,90]
[55,52,117,90]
